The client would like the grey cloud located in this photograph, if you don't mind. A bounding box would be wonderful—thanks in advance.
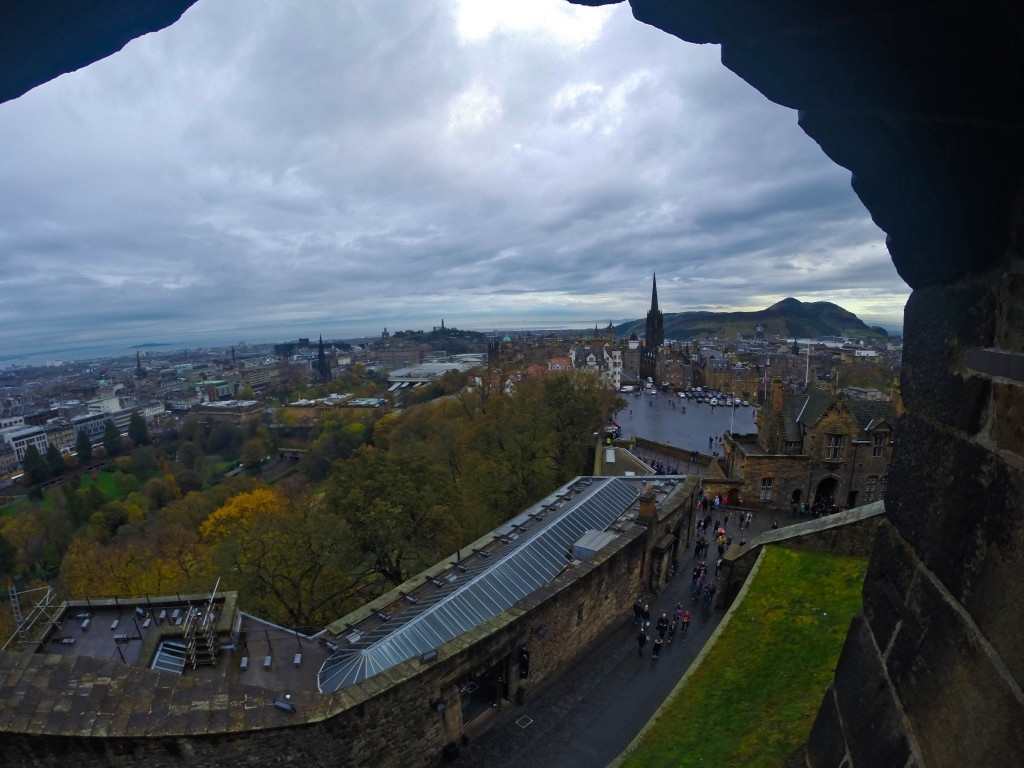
[0,1,909,359]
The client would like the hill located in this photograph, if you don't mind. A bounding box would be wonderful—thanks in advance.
[615,298,888,341]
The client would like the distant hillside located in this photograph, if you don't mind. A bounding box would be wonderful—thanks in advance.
[615,298,888,341]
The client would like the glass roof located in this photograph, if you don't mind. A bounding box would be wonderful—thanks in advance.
[317,477,640,692]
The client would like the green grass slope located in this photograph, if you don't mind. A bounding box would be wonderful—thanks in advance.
[621,546,868,768]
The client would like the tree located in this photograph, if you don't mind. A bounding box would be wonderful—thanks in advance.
[103,419,123,456]
[126,446,158,478]
[177,441,203,472]
[206,422,242,459]
[201,487,364,627]
[325,448,456,587]
[76,429,93,463]
[21,444,49,486]
[128,411,150,446]
[145,475,180,511]
[113,471,140,497]
[240,437,269,468]
[179,416,205,443]
[173,469,204,495]
[45,443,67,477]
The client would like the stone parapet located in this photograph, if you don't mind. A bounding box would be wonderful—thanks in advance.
[716,501,885,609]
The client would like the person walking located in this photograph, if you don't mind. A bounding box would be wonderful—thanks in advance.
[656,612,669,640]
[641,604,651,628]
[632,598,644,626]
[652,636,663,659]
[637,630,649,657]
[681,610,691,636]
[667,618,677,644]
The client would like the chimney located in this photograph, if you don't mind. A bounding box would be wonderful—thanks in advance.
[637,483,657,523]
[771,377,784,415]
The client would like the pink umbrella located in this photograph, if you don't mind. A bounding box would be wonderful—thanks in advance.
[718,527,725,534]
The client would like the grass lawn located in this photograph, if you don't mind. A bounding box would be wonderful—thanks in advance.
[80,471,120,499]
[622,546,868,768]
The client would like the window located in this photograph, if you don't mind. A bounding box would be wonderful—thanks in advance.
[784,440,803,455]
[760,477,773,501]
[824,434,846,460]
[865,476,878,502]
[879,475,887,497]
[872,433,886,457]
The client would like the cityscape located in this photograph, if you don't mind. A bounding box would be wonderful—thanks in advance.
[2,2,1021,768]
[1,277,901,766]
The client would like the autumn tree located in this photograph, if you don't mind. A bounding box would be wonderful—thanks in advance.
[240,437,269,468]
[201,486,363,628]
[541,371,610,482]
[325,447,457,587]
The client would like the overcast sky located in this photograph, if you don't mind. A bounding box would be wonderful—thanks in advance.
[0,0,909,361]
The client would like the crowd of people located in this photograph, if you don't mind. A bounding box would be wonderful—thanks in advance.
[633,599,692,660]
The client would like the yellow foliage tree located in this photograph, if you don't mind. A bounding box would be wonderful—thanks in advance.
[202,488,363,628]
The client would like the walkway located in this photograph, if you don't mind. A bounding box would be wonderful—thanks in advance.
[453,511,798,768]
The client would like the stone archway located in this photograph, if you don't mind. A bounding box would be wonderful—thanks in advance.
[1,2,1021,766]
[814,476,840,507]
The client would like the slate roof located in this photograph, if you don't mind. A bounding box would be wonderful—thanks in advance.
[780,388,833,443]
[779,390,896,445]
[846,400,898,437]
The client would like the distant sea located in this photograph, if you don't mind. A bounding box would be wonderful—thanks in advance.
[0,341,221,368]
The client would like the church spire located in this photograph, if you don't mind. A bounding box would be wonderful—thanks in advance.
[651,273,659,313]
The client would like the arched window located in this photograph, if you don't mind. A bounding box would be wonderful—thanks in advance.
[760,477,774,501]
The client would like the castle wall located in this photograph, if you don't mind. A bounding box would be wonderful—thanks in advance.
[3,480,698,768]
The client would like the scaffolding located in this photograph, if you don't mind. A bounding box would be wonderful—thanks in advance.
[4,586,63,652]
[183,579,221,669]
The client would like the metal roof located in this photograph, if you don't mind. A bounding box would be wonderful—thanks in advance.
[317,477,640,692]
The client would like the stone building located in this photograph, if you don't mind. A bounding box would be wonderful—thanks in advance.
[570,344,624,390]
[723,379,897,513]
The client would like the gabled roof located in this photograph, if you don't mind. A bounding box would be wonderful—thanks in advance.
[846,401,898,437]
[780,388,833,442]
[779,390,897,444]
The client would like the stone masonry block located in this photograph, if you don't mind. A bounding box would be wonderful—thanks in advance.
[887,414,1024,686]
[832,614,911,768]
[805,686,847,768]
[995,272,1024,350]
[902,283,994,433]
[861,523,918,655]
[884,558,1024,768]
[990,381,1024,457]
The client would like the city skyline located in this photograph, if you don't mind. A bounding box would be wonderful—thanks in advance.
[0,1,910,359]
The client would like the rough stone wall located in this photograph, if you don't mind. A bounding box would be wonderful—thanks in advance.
[568,3,1024,764]
[728,449,808,511]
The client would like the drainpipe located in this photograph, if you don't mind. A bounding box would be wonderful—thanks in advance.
[848,440,869,508]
